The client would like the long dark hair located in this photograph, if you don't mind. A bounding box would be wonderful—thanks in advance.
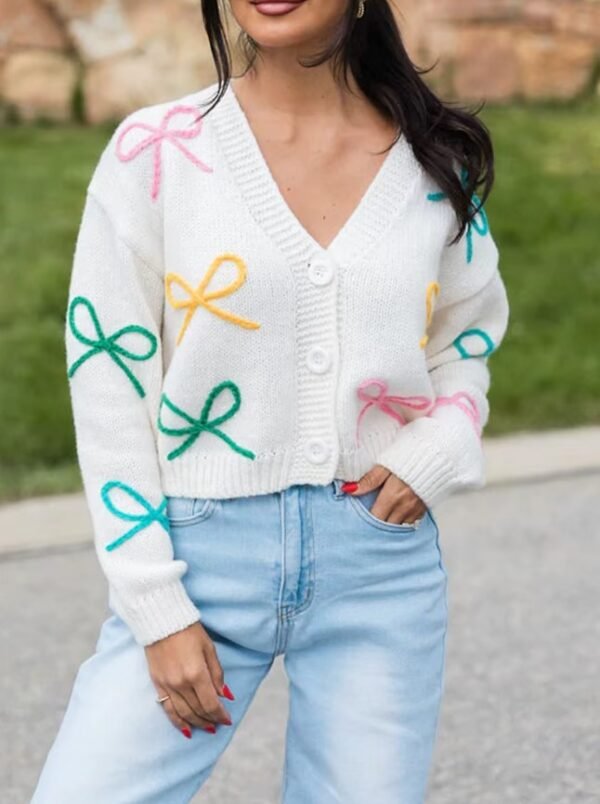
[198,0,494,245]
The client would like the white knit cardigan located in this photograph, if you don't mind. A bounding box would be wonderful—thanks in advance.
[65,80,510,645]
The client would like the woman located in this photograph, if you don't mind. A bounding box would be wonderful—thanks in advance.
[32,0,509,802]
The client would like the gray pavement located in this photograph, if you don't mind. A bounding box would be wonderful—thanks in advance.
[2,471,599,803]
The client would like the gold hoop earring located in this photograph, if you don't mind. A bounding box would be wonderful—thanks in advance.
[357,0,365,18]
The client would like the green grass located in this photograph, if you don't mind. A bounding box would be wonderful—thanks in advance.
[0,102,598,501]
[480,100,600,433]
[0,123,114,501]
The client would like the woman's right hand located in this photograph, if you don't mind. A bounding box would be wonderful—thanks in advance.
[144,621,235,737]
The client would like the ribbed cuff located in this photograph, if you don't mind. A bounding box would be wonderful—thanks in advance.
[374,427,459,509]
[110,579,202,647]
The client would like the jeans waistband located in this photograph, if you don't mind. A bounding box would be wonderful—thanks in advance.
[284,479,347,500]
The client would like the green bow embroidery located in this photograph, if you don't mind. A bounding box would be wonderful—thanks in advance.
[101,480,169,552]
[158,380,256,461]
[427,166,489,264]
[67,295,157,398]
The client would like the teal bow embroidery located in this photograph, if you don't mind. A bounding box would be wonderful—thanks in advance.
[101,480,169,552]
[158,380,256,461]
[427,166,489,264]
[453,328,495,359]
[67,295,157,398]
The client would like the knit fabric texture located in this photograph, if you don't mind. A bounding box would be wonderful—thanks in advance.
[65,80,510,645]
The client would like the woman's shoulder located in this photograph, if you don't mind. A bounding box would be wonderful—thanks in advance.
[81,81,222,269]
[114,79,221,133]
[87,80,221,204]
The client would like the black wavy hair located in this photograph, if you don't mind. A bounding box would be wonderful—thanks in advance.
[198,0,494,245]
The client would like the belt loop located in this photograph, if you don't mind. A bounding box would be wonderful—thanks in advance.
[332,478,345,499]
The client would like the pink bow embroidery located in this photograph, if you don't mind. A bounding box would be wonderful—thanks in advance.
[430,392,482,436]
[355,380,482,446]
[356,379,432,445]
[115,104,213,200]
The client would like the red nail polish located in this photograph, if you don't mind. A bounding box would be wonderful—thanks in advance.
[222,683,235,700]
[181,727,192,739]
[204,724,217,733]
[341,481,359,494]
[223,717,232,726]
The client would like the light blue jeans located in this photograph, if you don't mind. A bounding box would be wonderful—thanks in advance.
[31,478,448,803]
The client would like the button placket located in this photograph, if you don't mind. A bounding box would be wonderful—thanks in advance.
[295,251,339,472]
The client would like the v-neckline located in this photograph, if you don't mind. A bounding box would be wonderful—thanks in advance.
[210,80,422,269]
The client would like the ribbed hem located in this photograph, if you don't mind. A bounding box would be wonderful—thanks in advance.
[158,422,411,497]
[110,579,202,647]
[374,428,459,509]
[161,448,295,498]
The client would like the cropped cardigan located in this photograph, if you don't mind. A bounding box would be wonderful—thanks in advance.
[65,79,510,645]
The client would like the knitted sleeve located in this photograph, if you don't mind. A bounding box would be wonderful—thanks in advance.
[374,220,510,509]
[65,188,201,646]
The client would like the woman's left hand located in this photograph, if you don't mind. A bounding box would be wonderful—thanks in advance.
[343,464,427,525]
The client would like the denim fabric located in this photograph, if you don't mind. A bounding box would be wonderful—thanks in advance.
[31,479,448,804]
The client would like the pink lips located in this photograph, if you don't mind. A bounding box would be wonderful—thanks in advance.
[252,0,305,16]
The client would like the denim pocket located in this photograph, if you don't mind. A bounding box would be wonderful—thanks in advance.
[347,487,423,534]
[165,495,218,526]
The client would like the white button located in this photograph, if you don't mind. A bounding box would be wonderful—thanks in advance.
[308,255,335,286]
[304,438,330,464]
[306,345,331,374]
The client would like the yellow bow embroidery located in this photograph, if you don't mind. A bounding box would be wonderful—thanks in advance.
[419,281,441,348]
[165,253,261,345]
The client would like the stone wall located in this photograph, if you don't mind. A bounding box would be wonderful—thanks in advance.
[400,0,600,103]
[0,0,598,123]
